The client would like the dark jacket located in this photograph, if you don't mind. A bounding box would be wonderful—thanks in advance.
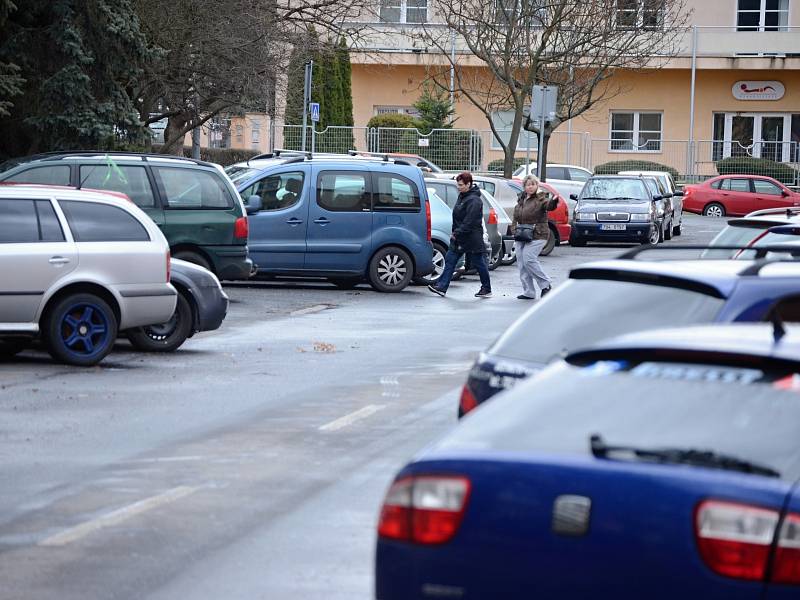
[512,190,558,241]
[451,184,485,253]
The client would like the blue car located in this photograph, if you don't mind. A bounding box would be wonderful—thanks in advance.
[460,255,800,416]
[377,323,800,599]
[226,152,434,292]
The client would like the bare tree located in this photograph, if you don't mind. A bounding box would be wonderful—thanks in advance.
[419,0,691,177]
[134,0,370,154]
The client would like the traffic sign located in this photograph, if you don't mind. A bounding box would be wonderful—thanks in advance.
[530,85,558,125]
[310,102,320,123]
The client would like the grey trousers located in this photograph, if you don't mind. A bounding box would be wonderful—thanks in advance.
[515,239,551,298]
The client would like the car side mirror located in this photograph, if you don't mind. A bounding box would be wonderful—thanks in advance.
[782,190,790,197]
[569,193,578,200]
[672,190,684,197]
[245,194,263,215]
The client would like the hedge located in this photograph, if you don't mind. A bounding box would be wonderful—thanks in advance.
[715,156,799,186]
[594,159,679,179]
[152,145,261,166]
[366,113,422,129]
[487,157,529,173]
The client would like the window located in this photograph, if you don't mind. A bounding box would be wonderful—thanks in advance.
[494,0,547,25]
[490,110,537,150]
[610,111,662,152]
[753,179,783,195]
[373,173,421,211]
[5,165,71,186]
[316,171,370,212]
[773,296,800,322]
[59,200,150,242]
[240,171,305,211]
[79,165,156,209]
[476,181,496,196]
[236,125,244,144]
[738,0,789,31]
[36,200,65,242]
[616,0,664,29]
[154,168,233,209]
[568,167,591,182]
[547,166,568,180]
[251,121,261,146]
[721,178,752,192]
[379,0,427,23]
[0,200,39,243]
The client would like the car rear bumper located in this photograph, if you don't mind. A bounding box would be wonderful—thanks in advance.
[571,222,655,242]
[194,286,228,333]
[205,245,253,281]
[116,284,178,329]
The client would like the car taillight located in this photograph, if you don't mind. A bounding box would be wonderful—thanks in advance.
[425,200,431,241]
[234,216,248,239]
[166,250,171,282]
[488,208,498,225]
[773,513,800,584]
[459,384,479,416]
[695,500,779,581]
[378,475,471,545]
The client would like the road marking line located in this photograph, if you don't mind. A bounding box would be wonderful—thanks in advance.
[290,304,331,317]
[319,404,385,432]
[39,486,198,547]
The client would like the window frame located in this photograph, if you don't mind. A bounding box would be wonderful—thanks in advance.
[371,172,422,212]
[4,164,73,186]
[58,200,151,243]
[752,178,784,196]
[736,0,790,32]
[152,166,235,211]
[379,0,428,24]
[609,111,663,153]
[315,170,373,213]
[241,170,306,213]
[78,164,158,210]
[615,0,666,31]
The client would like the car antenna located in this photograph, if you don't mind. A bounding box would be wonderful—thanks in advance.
[771,311,786,343]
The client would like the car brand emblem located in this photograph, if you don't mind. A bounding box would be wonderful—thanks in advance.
[552,495,592,536]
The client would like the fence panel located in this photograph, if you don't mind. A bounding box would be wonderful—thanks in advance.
[371,128,484,172]
[694,140,800,186]
[588,139,692,181]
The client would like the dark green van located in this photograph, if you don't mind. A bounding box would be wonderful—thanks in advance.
[0,153,254,280]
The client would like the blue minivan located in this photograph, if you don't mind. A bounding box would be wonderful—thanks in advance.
[227,154,434,292]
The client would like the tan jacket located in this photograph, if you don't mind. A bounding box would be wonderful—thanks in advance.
[512,190,558,240]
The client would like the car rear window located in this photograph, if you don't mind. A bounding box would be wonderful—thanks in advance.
[490,279,723,364]
[79,165,156,209]
[154,167,234,209]
[445,359,800,481]
[59,200,150,242]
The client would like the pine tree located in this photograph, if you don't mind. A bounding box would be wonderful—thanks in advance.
[337,37,354,128]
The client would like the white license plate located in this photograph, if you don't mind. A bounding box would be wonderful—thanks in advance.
[600,223,627,231]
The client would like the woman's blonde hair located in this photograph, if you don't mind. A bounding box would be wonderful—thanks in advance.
[522,174,540,188]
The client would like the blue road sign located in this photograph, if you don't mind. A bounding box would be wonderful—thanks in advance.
[310,102,320,122]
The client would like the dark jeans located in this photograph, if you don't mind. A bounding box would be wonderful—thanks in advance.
[436,248,491,292]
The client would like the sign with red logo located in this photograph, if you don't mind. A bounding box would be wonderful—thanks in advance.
[732,81,785,101]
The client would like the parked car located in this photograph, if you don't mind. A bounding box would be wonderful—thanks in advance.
[360,153,443,174]
[425,178,503,268]
[0,152,254,280]
[378,323,800,599]
[512,163,592,209]
[231,153,434,292]
[126,258,228,352]
[0,185,176,366]
[458,254,800,416]
[570,175,670,246]
[683,174,800,217]
[640,175,675,240]
[415,188,452,285]
[703,207,800,259]
[619,170,684,236]
[470,175,521,212]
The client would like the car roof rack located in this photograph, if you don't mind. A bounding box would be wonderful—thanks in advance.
[347,150,412,166]
[244,149,413,168]
[33,151,214,167]
[745,207,800,218]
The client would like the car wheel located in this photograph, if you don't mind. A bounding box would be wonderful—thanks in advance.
[703,203,725,218]
[645,225,661,245]
[127,293,193,352]
[540,230,557,256]
[0,339,26,358]
[44,293,118,366]
[329,278,360,290]
[368,246,413,293]
[173,250,212,272]
[664,220,673,241]
[413,242,447,285]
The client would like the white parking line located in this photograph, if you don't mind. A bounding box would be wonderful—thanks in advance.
[39,486,198,547]
[318,405,385,432]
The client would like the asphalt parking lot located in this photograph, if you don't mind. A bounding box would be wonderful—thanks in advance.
[0,214,727,600]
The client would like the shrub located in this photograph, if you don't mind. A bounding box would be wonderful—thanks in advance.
[366,113,422,129]
[152,145,261,166]
[715,156,799,186]
[594,159,679,179]
[487,157,528,173]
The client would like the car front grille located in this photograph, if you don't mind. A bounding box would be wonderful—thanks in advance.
[597,212,630,222]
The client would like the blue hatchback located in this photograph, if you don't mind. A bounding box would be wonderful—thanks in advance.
[377,323,800,599]
[227,153,434,292]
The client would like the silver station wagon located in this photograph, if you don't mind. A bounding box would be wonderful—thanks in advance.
[0,185,177,366]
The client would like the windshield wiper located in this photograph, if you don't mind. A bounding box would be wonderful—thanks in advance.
[606,196,646,202]
[589,434,780,478]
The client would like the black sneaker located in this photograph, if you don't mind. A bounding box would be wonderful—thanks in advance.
[540,286,552,297]
[517,294,534,300]
[475,288,492,298]
[428,284,446,297]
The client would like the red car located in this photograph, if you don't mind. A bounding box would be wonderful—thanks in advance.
[506,179,571,254]
[684,175,800,217]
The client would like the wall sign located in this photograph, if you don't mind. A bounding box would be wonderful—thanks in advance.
[733,81,785,101]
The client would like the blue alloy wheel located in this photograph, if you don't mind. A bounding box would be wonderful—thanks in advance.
[45,293,118,366]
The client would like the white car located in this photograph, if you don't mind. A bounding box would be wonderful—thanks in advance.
[512,163,592,210]
[618,170,684,236]
[0,186,177,366]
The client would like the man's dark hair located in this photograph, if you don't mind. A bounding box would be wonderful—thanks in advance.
[456,171,473,186]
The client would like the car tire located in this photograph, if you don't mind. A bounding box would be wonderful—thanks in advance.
[0,339,26,358]
[413,242,447,286]
[368,246,413,293]
[173,250,212,272]
[703,203,725,218]
[540,230,557,256]
[44,293,118,366]
[127,293,193,353]
[329,278,360,290]
[644,225,661,245]
[673,222,682,236]
[664,220,673,241]
[570,236,586,247]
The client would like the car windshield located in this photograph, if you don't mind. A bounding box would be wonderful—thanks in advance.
[490,279,724,365]
[442,358,800,481]
[225,166,261,185]
[581,179,649,202]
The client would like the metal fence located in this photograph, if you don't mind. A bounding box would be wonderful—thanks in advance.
[269,125,800,186]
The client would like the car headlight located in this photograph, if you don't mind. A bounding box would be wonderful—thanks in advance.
[576,212,596,221]
[630,213,650,222]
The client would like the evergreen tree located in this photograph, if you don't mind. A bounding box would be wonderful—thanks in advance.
[337,37,354,128]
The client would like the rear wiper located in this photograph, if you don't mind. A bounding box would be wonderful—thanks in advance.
[589,434,780,478]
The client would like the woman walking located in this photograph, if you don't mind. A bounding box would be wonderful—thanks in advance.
[512,175,558,300]
[428,171,492,298]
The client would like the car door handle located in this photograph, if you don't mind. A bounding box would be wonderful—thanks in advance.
[286,218,303,225]
[49,256,71,265]
[313,218,330,225]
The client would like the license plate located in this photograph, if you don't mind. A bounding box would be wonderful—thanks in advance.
[600,223,627,231]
